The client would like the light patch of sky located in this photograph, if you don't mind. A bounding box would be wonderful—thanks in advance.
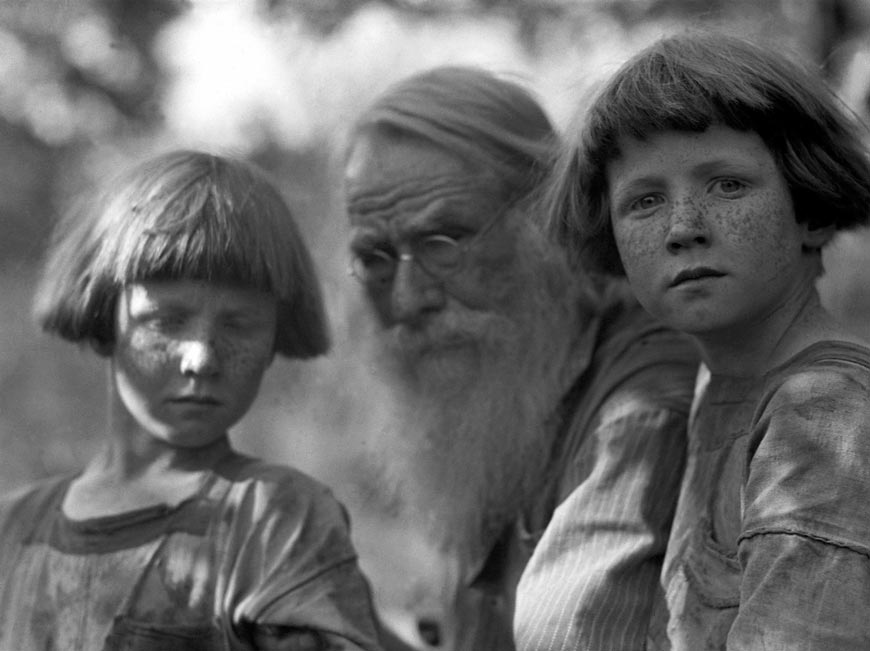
[152,3,627,153]
[152,2,690,154]
[155,1,312,152]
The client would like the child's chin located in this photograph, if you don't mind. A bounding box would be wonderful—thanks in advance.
[157,427,228,449]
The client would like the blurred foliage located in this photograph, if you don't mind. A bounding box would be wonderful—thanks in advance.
[0,0,862,164]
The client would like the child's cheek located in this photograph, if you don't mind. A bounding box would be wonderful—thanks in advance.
[220,338,274,380]
[717,204,757,245]
[719,199,791,277]
[122,330,172,375]
[614,221,659,275]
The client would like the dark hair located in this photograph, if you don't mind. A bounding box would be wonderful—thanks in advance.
[547,30,870,275]
[34,150,330,358]
[350,65,558,204]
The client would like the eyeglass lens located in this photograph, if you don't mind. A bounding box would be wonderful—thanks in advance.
[353,234,464,284]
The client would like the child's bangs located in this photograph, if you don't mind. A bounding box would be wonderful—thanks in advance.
[596,68,766,157]
[105,187,293,297]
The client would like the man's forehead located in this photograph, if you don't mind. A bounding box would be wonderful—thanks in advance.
[344,131,500,214]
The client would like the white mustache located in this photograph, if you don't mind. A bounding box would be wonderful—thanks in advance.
[384,310,517,360]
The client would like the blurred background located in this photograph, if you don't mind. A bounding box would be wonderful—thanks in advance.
[1,0,870,645]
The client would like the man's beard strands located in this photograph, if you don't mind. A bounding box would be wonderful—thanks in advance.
[360,260,579,557]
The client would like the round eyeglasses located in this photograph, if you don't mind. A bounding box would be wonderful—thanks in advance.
[349,211,503,286]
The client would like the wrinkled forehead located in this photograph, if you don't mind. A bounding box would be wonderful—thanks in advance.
[344,130,505,230]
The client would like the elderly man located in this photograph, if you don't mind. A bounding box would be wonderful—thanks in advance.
[342,66,699,651]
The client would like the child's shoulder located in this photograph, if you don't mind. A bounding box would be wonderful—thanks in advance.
[767,339,870,397]
[0,474,73,538]
[206,455,355,558]
[210,453,345,518]
[755,340,870,432]
[746,342,870,548]
[0,474,72,509]
[214,453,325,489]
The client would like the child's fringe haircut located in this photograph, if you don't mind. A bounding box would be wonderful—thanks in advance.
[34,150,330,358]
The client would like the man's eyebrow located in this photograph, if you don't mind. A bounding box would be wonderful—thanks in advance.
[350,208,463,247]
[349,231,391,249]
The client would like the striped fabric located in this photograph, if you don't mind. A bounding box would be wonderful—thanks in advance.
[515,407,689,651]
[512,298,698,651]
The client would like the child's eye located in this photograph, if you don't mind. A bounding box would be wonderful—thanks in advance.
[712,178,747,195]
[222,317,256,332]
[222,314,274,335]
[627,193,664,214]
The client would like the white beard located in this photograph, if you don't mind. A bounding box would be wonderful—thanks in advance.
[352,245,582,561]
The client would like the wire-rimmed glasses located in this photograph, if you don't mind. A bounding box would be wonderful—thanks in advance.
[349,209,504,286]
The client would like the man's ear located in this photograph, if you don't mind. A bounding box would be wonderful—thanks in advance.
[802,221,836,250]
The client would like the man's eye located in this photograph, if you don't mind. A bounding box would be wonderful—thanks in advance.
[351,248,396,283]
[418,234,460,268]
[358,249,394,269]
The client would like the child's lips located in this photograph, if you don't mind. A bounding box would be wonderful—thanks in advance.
[670,267,726,287]
[170,394,221,406]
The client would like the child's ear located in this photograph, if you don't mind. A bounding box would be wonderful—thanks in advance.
[801,221,835,250]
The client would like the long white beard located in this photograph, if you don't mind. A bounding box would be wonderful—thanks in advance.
[353,258,581,560]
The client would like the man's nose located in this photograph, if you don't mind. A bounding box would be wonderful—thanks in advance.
[665,199,710,253]
[179,335,220,377]
[390,255,446,324]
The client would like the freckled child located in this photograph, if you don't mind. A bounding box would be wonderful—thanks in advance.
[548,31,870,650]
[0,151,382,650]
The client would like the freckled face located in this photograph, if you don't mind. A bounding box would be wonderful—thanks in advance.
[606,125,821,338]
[112,281,277,448]
[344,132,522,333]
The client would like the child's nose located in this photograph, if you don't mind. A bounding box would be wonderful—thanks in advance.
[665,200,710,253]
[179,337,220,377]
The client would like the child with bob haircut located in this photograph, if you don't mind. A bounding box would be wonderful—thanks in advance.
[0,150,382,651]
[548,31,870,649]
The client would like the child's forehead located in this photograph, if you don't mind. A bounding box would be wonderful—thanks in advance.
[128,264,274,294]
[122,279,275,311]
[606,123,770,162]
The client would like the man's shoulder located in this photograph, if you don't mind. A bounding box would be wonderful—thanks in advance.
[601,297,697,366]
[584,299,698,409]
[549,300,696,495]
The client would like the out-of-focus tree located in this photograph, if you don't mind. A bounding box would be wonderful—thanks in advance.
[0,0,183,262]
